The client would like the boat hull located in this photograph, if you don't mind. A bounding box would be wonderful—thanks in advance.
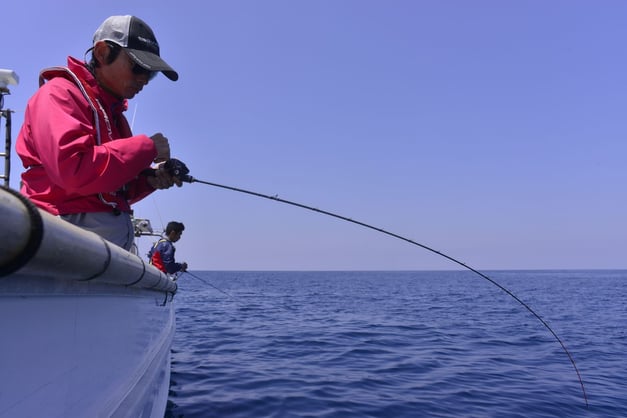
[0,187,177,417]
[1,277,175,417]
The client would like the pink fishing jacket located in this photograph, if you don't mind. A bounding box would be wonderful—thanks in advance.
[16,56,157,215]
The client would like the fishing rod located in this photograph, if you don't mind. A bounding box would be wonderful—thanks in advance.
[181,270,235,299]
[163,159,589,408]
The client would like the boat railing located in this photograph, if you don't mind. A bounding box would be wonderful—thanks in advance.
[0,186,177,294]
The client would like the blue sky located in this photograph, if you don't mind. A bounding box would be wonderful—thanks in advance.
[3,1,625,270]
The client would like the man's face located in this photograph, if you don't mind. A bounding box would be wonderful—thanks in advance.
[98,44,155,99]
[170,230,183,243]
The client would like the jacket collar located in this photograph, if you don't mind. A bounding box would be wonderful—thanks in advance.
[67,56,129,115]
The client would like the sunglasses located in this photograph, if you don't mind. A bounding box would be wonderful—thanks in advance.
[123,50,157,80]
[130,62,157,81]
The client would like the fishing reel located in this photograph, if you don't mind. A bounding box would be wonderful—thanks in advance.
[142,158,194,183]
[163,158,193,183]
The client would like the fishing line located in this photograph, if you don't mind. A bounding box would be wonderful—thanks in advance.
[182,270,235,299]
[130,102,165,232]
[181,174,588,408]
[130,103,139,131]
[151,196,165,232]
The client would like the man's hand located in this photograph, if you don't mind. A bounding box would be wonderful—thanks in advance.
[180,262,188,272]
[146,162,183,189]
[151,133,171,163]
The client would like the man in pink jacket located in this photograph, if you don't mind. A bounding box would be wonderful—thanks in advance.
[16,15,182,250]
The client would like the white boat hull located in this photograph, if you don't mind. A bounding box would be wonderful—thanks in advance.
[0,187,177,418]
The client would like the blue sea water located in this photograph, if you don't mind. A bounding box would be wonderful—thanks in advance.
[165,270,626,418]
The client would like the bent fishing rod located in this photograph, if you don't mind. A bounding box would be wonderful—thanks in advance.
[162,159,589,408]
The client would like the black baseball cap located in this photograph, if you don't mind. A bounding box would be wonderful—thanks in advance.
[93,15,179,81]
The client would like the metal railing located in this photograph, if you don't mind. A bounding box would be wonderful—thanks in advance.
[0,100,13,187]
[1,69,19,188]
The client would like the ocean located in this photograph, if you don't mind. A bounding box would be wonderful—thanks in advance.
[164,270,626,418]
